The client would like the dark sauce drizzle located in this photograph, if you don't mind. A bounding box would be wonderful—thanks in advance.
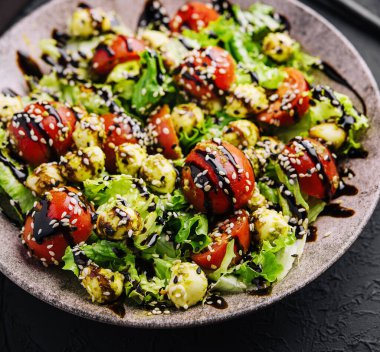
[196,149,235,212]
[306,225,318,242]
[137,0,170,30]
[296,137,333,200]
[320,203,355,218]
[189,162,214,213]
[16,51,43,79]
[205,294,228,309]
[248,278,273,296]
[0,151,28,183]
[1,88,18,97]
[317,61,366,115]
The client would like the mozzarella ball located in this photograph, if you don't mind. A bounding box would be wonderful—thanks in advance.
[73,114,105,149]
[171,103,204,135]
[225,84,269,118]
[115,143,147,176]
[61,146,105,183]
[0,94,23,125]
[80,264,124,304]
[309,122,347,150]
[68,6,112,38]
[139,154,177,194]
[222,120,260,149]
[262,32,295,62]
[96,197,143,240]
[167,262,208,309]
[25,162,65,196]
[253,208,290,243]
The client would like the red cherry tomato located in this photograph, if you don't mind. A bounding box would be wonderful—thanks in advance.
[8,102,76,166]
[182,139,255,215]
[145,105,182,160]
[192,209,251,270]
[101,113,143,172]
[170,2,219,33]
[176,46,235,100]
[21,187,94,265]
[92,35,146,76]
[257,68,310,127]
[281,137,339,199]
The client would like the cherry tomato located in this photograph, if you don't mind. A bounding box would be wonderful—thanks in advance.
[145,105,182,160]
[281,137,339,199]
[8,102,76,166]
[21,187,94,265]
[169,2,219,33]
[192,209,251,270]
[182,139,255,215]
[175,46,235,100]
[92,35,146,76]
[257,68,310,127]
[101,113,143,172]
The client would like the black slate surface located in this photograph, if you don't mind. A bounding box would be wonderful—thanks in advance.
[0,1,379,351]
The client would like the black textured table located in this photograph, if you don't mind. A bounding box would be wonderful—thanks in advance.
[1,1,380,351]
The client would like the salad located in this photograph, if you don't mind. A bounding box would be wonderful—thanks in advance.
[0,0,369,314]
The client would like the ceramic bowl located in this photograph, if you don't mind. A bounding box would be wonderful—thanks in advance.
[0,0,379,328]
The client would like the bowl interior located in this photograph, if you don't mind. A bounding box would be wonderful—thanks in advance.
[0,0,379,328]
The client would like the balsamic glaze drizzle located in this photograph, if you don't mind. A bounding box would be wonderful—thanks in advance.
[318,61,367,115]
[137,0,170,30]
[0,151,28,183]
[297,137,333,200]
[16,51,43,79]
[320,203,355,218]
[205,294,228,309]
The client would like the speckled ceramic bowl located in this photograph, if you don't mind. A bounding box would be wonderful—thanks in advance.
[0,0,379,328]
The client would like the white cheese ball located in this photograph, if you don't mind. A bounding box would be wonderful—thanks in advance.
[68,6,111,38]
[309,122,347,150]
[139,154,177,194]
[253,208,290,243]
[171,103,204,135]
[225,84,269,118]
[115,143,147,176]
[73,114,105,149]
[25,162,64,196]
[61,146,105,183]
[262,32,295,62]
[167,262,208,309]
[96,197,143,240]
[80,264,124,304]
[0,94,23,124]
[222,120,260,149]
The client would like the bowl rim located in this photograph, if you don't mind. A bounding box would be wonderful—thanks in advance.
[0,0,379,329]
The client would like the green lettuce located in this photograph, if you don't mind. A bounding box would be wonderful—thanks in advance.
[0,129,35,223]
[164,212,211,253]
[84,175,164,250]
[131,50,175,115]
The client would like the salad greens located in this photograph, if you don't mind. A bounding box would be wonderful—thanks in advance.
[0,0,369,312]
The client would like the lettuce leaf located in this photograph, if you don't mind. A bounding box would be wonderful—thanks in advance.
[208,240,236,281]
[0,129,35,222]
[84,175,164,250]
[164,212,211,253]
[131,50,175,115]
[276,88,368,155]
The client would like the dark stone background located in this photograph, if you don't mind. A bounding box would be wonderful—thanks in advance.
[0,1,379,351]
